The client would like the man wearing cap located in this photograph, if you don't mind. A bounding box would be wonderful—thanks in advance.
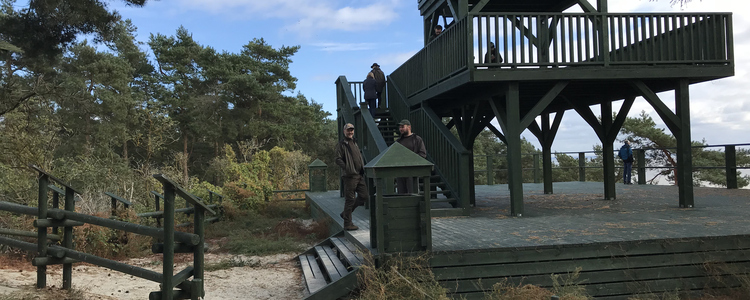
[335,123,368,230]
[396,119,427,194]
[370,63,386,109]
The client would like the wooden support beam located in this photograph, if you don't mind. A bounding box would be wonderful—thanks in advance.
[629,80,680,133]
[566,98,604,141]
[503,83,524,216]
[470,0,490,14]
[578,0,597,13]
[520,81,568,130]
[675,79,694,208]
[607,97,636,141]
[486,123,507,144]
[601,102,616,200]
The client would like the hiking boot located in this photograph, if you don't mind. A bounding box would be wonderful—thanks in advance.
[344,224,359,231]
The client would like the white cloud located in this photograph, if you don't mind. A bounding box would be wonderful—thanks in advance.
[310,42,378,52]
[176,0,400,34]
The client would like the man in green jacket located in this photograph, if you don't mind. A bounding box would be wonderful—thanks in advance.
[335,123,368,230]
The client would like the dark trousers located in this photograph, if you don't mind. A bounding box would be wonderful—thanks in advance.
[623,162,633,184]
[365,98,377,117]
[343,175,368,226]
[376,92,384,108]
[396,177,416,194]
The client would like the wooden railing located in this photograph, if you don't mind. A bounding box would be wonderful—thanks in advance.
[474,143,750,188]
[0,166,216,299]
[335,76,387,163]
[473,12,733,66]
[391,12,732,98]
[390,17,471,98]
[387,76,472,211]
[138,189,222,227]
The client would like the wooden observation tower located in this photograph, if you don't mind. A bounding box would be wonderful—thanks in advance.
[336,0,734,217]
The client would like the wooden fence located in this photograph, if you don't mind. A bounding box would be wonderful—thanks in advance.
[0,165,218,300]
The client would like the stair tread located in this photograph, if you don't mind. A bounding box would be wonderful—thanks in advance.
[299,254,327,293]
[330,237,364,266]
[431,198,457,203]
[314,246,347,282]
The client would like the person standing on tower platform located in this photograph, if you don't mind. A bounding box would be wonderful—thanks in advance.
[619,140,634,184]
[396,119,427,194]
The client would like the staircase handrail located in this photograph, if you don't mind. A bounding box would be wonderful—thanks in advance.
[387,76,472,211]
[335,76,388,162]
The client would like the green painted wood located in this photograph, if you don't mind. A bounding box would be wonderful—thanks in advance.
[314,246,345,282]
[505,83,524,216]
[726,145,738,189]
[636,149,646,184]
[432,248,750,280]
[62,186,75,289]
[430,235,750,267]
[602,102,616,200]
[442,261,750,293]
[675,79,694,208]
[330,237,363,267]
[36,172,48,288]
[304,269,359,300]
[299,254,327,293]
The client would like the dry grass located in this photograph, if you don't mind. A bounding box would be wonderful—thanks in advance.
[356,253,450,300]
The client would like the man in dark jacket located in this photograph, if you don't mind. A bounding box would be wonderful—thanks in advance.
[370,63,386,109]
[396,119,427,194]
[619,140,634,184]
[335,123,368,230]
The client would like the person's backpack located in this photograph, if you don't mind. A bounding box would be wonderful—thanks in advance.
[618,146,628,160]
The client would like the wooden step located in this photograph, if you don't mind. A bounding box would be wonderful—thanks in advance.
[330,237,364,268]
[431,198,457,204]
[314,246,348,282]
[299,254,327,293]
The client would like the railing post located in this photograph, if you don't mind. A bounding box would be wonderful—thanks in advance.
[637,149,646,184]
[533,153,541,183]
[36,172,49,288]
[725,145,738,189]
[62,187,75,289]
[154,193,162,228]
[487,155,494,185]
[193,205,206,299]
[578,152,586,182]
[162,183,176,300]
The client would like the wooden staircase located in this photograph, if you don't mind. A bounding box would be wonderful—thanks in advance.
[376,108,462,214]
[299,234,365,300]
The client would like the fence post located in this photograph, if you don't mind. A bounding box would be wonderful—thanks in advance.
[637,149,646,184]
[533,153,541,183]
[193,202,206,298]
[725,145,738,189]
[578,152,586,182]
[36,172,49,288]
[162,183,176,300]
[62,187,75,289]
[487,155,494,185]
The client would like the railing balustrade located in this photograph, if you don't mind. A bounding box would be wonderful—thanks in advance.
[391,12,732,98]
[0,166,218,299]
[475,143,750,188]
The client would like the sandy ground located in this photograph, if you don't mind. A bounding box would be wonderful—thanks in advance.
[0,252,305,300]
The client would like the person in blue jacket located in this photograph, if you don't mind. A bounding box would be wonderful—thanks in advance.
[618,140,634,184]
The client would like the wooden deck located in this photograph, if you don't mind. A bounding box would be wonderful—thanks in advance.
[306,182,750,299]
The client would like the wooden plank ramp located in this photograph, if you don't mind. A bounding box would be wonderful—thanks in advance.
[298,232,366,300]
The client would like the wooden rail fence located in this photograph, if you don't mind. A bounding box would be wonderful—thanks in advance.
[0,165,219,300]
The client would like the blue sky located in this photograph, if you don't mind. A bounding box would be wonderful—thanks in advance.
[112,0,749,152]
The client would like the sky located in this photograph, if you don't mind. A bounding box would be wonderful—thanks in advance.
[111,0,750,153]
